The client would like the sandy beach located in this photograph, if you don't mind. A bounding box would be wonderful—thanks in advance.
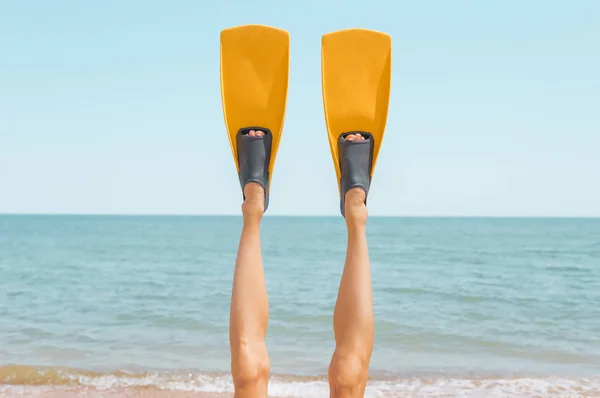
[4,374,600,398]
[1,388,236,398]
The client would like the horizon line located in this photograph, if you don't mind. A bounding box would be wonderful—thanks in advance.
[1,213,599,219]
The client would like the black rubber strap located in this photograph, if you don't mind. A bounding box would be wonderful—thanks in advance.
[236,127,272,212]
[338,131,374,217]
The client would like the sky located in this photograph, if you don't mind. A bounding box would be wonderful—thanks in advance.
[1,1,599,217]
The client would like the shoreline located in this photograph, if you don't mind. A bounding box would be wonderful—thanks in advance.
[2,365,600,397]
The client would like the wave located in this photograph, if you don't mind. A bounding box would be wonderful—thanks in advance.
[1,365,600,397]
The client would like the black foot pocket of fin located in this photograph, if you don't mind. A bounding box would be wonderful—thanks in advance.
[338,131,374,217]
[237,127,272,212]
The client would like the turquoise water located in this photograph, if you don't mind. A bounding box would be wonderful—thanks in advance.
[1,215,599,396]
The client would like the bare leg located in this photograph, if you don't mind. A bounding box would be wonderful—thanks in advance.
[229,143,270,396]
[328,184,374,397]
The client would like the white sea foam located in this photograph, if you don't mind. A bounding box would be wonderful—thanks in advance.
[3,371,599,397]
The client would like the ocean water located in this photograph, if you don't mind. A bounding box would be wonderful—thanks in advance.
[0,215,599,397]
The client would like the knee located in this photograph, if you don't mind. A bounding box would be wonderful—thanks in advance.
[328,353,368,392]
[231,341,270,390]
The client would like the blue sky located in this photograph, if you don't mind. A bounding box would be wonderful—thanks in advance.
[1,1,598,216]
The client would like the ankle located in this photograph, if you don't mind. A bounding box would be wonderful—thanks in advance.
[345,188,368,226]
[242,183,265,220]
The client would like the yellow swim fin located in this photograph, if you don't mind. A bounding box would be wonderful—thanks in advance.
[220,24,290,211]
[321,28,392,215]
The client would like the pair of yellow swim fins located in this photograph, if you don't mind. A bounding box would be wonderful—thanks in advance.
[220,24,391,216]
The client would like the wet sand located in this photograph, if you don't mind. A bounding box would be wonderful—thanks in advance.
[3,388,236,398]
[4,382,600,398]
[0,386,306,398]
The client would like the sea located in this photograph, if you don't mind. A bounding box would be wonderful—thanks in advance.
[0,215,599,397]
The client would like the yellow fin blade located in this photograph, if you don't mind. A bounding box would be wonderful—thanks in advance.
[321,28,392,189]
[220,24,290,178]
